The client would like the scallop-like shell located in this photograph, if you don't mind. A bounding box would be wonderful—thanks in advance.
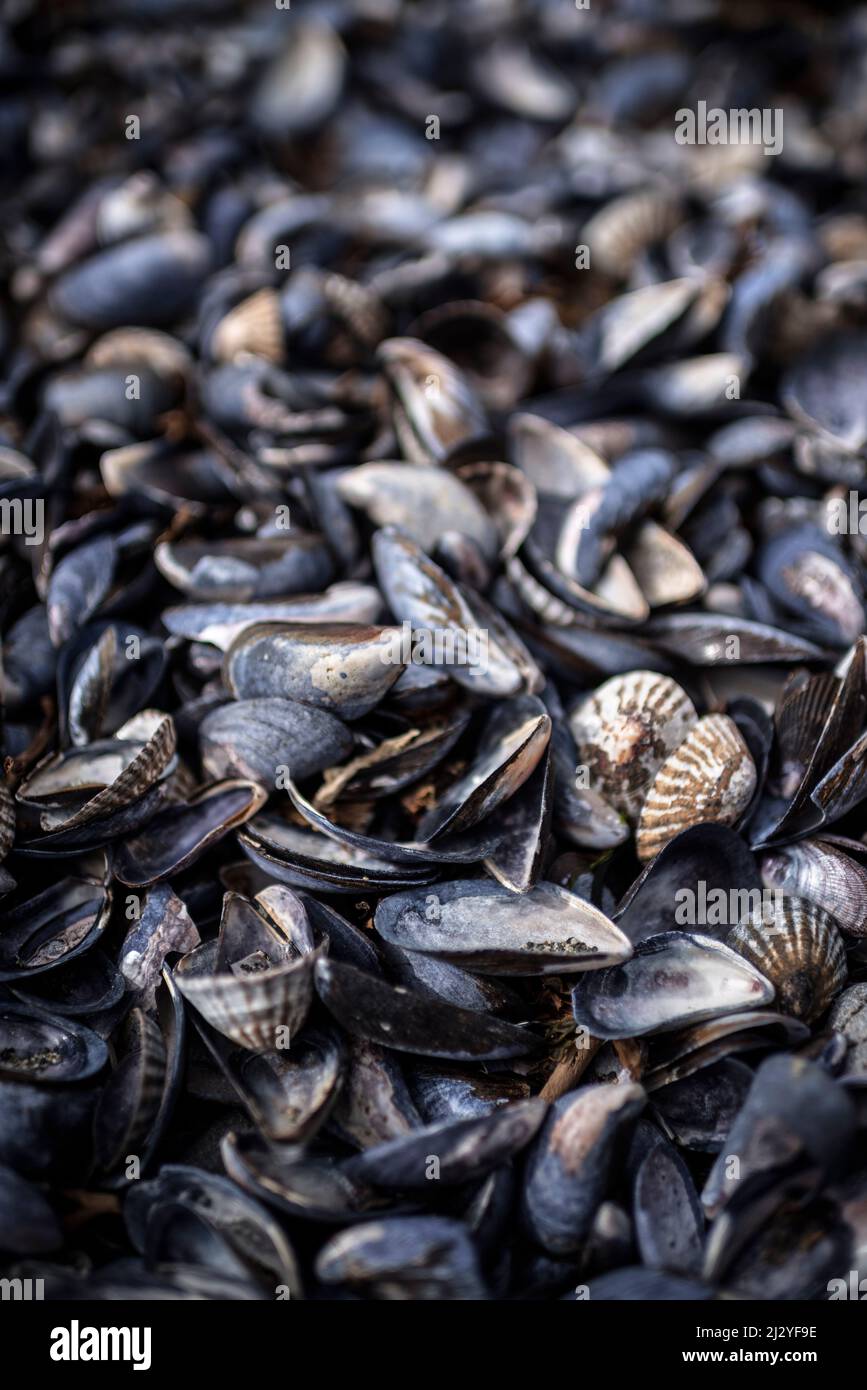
[175,936,322,1052]
[726,896,847,1023]
[0,784,15,863]
[569,671,697,823]
[211,288,284,364]
[582,191,684,279]
[636,713,756,861]
[760,838,867,937]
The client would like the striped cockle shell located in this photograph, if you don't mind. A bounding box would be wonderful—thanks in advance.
[760,839,867,937]
[726,895,847,1023]
[211,287,284,363]
[0,783,14,863]
[636,713,756,861]
[581,190,684,279]
[569,671,698,823]
[174,936,323,1052]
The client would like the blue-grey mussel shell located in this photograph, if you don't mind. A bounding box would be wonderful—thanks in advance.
[522,1084,646,1254]
[313,957,538,1062]
[571,933,774,1040]
[50,231,211,330]
[315,1217,489,1300]
[199,697,352,785]
[374,879,632,976]
[343,1099,547,1190]
[224,621,405,719]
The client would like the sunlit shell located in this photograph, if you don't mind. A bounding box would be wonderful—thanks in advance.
[636,714,756,861]
[569,672,697,823]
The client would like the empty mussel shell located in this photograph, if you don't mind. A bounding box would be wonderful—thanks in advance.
[633,1137,704,1277]
[112,779,266,885]
[645,1010,810,1090]
[315,1216,488,1300]
[238,818,439,893]
[372,527,526,698]
[651,1059,755,1152]
[314,711,470,804]
[615,823,762,945]
[221,1131,403,1226]
[314,958,537,1061]
[0,871,112,981]
[162,583,383,651]
[125,1163,302,1297]
[329,1040,422,1150]
[416,696,551,842]
[378,338,488,463]
[0,1004,108,1083]
[571,933,774,1040]
[200,697,352,786]
[409,1066,529,1124]
[521,1083,646,1254]
[224,622,404,719]
[343,1100,546,1190]
[338,463,498,561]
[196,1020,344,1144]
[51,230,211,330]
[374,879,632,975]
[155,535,334,603]
[701,1053,857,1221]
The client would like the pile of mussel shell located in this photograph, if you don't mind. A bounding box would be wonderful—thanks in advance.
[2,0,867,1301]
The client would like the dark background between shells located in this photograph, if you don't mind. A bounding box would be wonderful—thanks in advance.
[2,0,867,1302]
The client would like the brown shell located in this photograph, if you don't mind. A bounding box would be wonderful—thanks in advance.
[582,191,684,279]
[636,713,756,860]
[0,784,15,863]
[569,671,697,823]
[211,288,284,363]
[726,895,847,1023]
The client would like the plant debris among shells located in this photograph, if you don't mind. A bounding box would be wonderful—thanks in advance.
[2,0,867,1305]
